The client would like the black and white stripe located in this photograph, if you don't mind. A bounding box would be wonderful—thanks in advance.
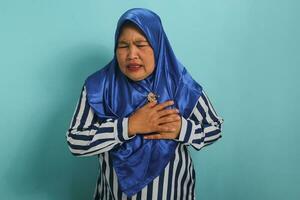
[66,86,223,199]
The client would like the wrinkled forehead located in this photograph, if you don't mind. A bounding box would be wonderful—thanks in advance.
[117,21,148,42]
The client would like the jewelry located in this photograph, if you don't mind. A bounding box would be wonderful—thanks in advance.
[147,92,159,103]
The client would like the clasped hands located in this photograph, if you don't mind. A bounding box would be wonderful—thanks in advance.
[128,100,181,140]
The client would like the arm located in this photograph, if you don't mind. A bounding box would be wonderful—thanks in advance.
[66,86,134,157]
[175,90,224,150]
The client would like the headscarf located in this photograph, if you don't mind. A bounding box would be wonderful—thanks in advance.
[85,8,203,197]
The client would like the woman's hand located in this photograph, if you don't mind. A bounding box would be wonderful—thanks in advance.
[143,118,182,140]
[128,100,180,137]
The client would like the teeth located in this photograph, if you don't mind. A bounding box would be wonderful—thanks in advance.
[128,65,140,68]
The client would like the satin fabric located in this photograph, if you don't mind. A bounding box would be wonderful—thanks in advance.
[85,8,203,197]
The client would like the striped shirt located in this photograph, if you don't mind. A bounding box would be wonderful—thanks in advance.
[66,86,224,200]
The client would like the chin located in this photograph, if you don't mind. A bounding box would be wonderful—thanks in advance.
[125,73,146,81]
[129,77,144,81]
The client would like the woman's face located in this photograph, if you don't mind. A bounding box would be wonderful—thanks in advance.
[116,24,155,81]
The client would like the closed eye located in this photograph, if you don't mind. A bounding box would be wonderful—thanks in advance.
[118,45,128,48]
[117,41,129,48]
[135,41,150,48]
[136,44,148,48]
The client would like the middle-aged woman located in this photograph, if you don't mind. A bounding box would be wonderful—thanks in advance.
[66,8,224,200]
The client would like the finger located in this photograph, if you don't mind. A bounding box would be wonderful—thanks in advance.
[156,124,176,132]
[154,100,174,111]
[157,109,179,118]
[144,133,162,140]
[145,101,158,108]
[158,114,181,124]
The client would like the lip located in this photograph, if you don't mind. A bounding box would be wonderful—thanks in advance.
[127,62,141,67]
[127,63,142,72]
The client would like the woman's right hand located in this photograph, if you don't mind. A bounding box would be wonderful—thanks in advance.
[128,100,180,137]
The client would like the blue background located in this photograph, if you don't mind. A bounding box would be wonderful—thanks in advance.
[0,0,299,199]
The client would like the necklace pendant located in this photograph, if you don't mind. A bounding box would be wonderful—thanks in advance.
[147,92,158,103]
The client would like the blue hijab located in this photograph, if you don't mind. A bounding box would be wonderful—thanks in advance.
[85,8,203,196]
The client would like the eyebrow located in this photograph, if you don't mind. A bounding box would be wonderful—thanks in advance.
[118,39,148,44]
[118,41,128,45]
[135,40,148,43]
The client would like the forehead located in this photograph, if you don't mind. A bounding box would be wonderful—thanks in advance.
[118,23,148,41]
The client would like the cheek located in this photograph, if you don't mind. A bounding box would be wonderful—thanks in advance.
[116,53,126,68]
[144,51,155,71]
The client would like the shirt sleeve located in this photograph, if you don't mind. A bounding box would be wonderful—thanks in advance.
[66,86,135,157]
[174,90,224,150]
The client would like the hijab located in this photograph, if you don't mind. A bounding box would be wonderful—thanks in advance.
[85,8,203,196]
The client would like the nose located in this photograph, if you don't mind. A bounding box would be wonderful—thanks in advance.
[127,45,138,60]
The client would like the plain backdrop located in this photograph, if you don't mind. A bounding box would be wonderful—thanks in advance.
[0,0,299,199]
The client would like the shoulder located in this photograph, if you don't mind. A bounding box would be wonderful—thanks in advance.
[85,64,112,94]
[85,66,109,85]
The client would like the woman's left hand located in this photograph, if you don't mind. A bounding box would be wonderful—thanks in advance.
[143,115,182,140]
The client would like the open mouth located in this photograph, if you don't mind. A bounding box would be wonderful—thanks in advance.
[127,64,142,72]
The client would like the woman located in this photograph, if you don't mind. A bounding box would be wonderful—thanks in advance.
[66,8,224,200]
